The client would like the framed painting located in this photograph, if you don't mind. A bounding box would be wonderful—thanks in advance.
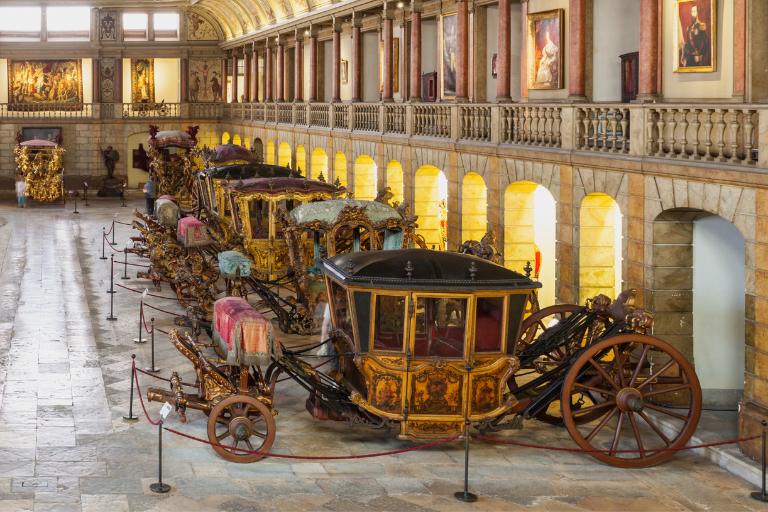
[341,59,349,84]
[526,9,564,90]
[131,58,155,103]
[675,0,716,72]
[8,60,83,110]
[440,14,457,99]
[189,58,224,102]
[378,37,401,94]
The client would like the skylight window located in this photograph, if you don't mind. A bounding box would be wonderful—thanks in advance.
[123,12,148,41]
[47,6,91,41]
[0,6,42,41]
[153,12,179,41]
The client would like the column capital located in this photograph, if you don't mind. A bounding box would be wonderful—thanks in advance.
[382,1,396,19]
[410,0,423,13]
[351,11,363,28]
[306,24,320,38]
[332,16,343,32]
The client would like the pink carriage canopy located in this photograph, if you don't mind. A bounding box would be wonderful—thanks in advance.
[213,297,281,366]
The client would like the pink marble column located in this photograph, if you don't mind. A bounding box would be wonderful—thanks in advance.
[638,0,660,100]
[265,44,273,102]
[733,0,746,99]
[496,0,511,101]
[332,24,341,102]
[276,42,285,102]
[231,54,240,103]
[352,21,362,102]
[409,4,422,101]
[456,0,469,101]
[568,0,586,100]
[520,0,528,100]
[180,58,188,102]
[92,59,100,103]
[252,43,260,102]
[294,36,304,102]
[243,48,252,103]
[309,33,318,101]
[383,14,394,101]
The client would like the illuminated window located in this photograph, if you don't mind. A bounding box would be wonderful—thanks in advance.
[47,6,91,41]
[153,12,179,41]
[0,7,42,41]
[123,12,148,41]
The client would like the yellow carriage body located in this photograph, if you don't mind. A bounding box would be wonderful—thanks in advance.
[320,249,541,440]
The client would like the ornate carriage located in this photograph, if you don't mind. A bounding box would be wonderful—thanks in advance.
[14,139,65,202]
[147,126,203,209]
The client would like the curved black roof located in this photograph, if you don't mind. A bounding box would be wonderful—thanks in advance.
[320,249,540,291]
[201,163,298,180]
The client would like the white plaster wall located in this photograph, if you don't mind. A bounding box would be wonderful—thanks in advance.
[363,30,380,102]
[662,0,733,99]
[422,18,438,75]
[692,215,745,394]
[323,40,333,102]
[486,5,500,102]
[303,40,311,100]
[510,2,522,101]
[122,58,180,103]
[592,0,640,102]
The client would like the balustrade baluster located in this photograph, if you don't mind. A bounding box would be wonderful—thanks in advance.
[715,109,727,161]
[728,109,741,163]
[689,109,701,159]
[678,109,689,158]
[745,110,756,164]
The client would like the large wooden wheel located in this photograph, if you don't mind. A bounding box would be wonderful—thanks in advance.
[207,394,276,463]
[561,334,701,468]
[517,304,583,353]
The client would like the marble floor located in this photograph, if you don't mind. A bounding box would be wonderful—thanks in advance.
[0,197,763,511]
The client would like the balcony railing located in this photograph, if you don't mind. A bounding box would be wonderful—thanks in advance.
[0,103,93,119]
[121,102,181,119]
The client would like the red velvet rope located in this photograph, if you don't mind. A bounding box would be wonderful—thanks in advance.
[115,282,188,301]
[143,302,184,318]
[132,360,162,426]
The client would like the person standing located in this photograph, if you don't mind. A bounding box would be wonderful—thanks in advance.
[15,175,27,208]
[143,174,156,214]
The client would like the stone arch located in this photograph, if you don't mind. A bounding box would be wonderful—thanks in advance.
[310,147,328,181]
[461,172,488,243]
[334,151,348,188]
[232,134,242,146]
[278,142,292,168]
[221,131,231,145]
[252,138,264,163]
[414,165,448,250]
[295,145,307,176]
[353,155,377,201]
[578,193,623,304]
[385,160,404,205]
[265,140,275,165]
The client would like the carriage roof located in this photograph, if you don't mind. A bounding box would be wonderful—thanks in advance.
[201,163,296,181]
[225,177,343,198]
[19,139,59,149]
[148,130,196,149]
[288,199,403,227]
[321,249,540,291]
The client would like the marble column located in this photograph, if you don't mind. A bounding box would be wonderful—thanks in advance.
[733,0,746,100]
[265,44,273,102]
[92,59,100,104]
[309,31,318,101]
[252,42,260,102]
[568,0,586,100]
[383,11,394,101]
[243,48,252,103]
[520,0,528,100]
[638,0,660,101]
[409,2,422,101]
[332,22,342,102]
[276,40,285,101]
[180,58,188,102]
[456,0,469,101]
[223,52,231,102]
[496,0,511,101]
[231,54,239,103]
[352,19,362,102]
[295,34,304,102]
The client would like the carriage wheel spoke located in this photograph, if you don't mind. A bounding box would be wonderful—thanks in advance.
[245,439,255,451]
[643,383,692,398]
[573,382,616,397]
[586,408,619,442]
[629,345,650,387]
[637,359,676,390]
[588,359,620,391]
[571,400,616,416]
[252,430,267,439]
[643,403,690,422]
[613,347,627,388]
[216,429,230,441]
[627,412,645,456]
[638,411,672,446]
[609,412,626,456]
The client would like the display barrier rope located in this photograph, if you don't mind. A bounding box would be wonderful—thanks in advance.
[115,282,190,301]
[143,302,184,318]
[115,220,134,226]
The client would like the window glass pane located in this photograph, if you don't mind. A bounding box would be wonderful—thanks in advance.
[354,292,371,352]
[153,12,179,41]
[330,281,353,340]
[414,297,466,358]
[123,13,148,31]
[248,199,268,239]
[47,7,90,32]
[373,295,405,352]
[0,7,41,39]
[506,294,528,355]
[475,297,504,353]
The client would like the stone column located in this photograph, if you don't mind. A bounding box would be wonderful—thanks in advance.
[243,47,252,103]
[568,0,586,100]
[352,16,363,102]
[309,29,319,101]
[295,31,304,102]
[456,0,469,101]
[252,42,260,102]
[409,1,422,101]
[637,0,660,101]
[276,38,285,102]
[231,53,240,103]
[496,0,511,102]
[733,0,746,100]
[332,19,342,102]
[383,8,394,102]
[520,0,528,100]
[92,58,100,104]
[180,58,188,102]
[265,43,273,102]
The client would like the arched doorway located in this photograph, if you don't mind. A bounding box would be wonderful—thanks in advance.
[310,148,328,180]
[126,132,150,189]
[334,152,347,188]
[414,165,448,250]
[461,172,487,243]
[221,132,231,145]
[295,145,307,176]
[503,181,557,307]
[253,138,264,163]
[385,161,404,204]
[265,140,275,164]
[278,142,292,168]
[579,193,622,304]
[354,155,377,201]
[232,134,242,146]
[652,209,745,409]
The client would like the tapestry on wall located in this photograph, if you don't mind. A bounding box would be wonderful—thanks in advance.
[441,14,457,98]
[99,11,118,41]
[378,38,400,94]
[100,58,118,103]
[8,60,83,109]
[675,0,716,72]
[131,59,155,103]
[187,12,219,41]
[188,58,224,102]
[527,9,563,90]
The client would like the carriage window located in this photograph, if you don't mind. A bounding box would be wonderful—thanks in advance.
[354,292,371,352]
[475,297,505,353]
[414,297,467,358]
[275,199,301,240]
[373,295,406,352]
[506,294,529,355]
[248,199,269,239]
[329,281,353,340]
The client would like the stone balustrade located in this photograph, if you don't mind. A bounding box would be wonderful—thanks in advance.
[575,105,631,154]
[352,103,379,132]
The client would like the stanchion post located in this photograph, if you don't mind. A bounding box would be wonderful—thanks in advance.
[752,420,768,502]
[145,317,160,373]
[454,361,478,503]
[122,354,139,422]
[121,249,130,280]
[150,421,171,494]
[72,197,79,215]
[106,254,117,321]
[133,299,146,344]
[111,219,116,245]
[100,227,107,260]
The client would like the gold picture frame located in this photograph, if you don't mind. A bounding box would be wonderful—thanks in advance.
[379,37,400,94]
[341,59,349,84]
[674,0,717,73]
[131,58,155,103]
[440,14,458,99]
[526,9,564,90]
[8,60,83,110]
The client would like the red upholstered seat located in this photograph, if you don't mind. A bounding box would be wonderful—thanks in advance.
[213,297,278,365]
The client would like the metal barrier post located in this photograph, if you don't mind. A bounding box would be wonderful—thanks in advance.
[455,362,478,503]
[122,355,138,421]
[106,254,117,321]
[150,421,171,494]
[133,300,146,344]
[145,318,160,373]
[122,249,130,280]
[111,219,116,245]
[752,420,768,502]
[100,227,107,260]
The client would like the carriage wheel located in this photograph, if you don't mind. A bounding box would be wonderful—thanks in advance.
[207,395,276,463]
[517,304,583,352]
[561,334,701,468]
